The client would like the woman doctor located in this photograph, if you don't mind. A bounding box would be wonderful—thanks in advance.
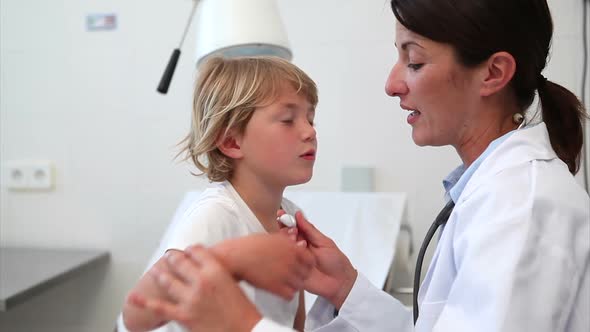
[133,0,590,331]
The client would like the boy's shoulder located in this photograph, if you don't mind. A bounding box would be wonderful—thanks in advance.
[162,183,247,250]
[185,182,240,218]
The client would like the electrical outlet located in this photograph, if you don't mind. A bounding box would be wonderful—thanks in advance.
[3,162,28,189]
[29,161,54,189]
[2,160,55,191]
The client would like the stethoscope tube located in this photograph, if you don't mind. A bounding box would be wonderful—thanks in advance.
[413,201,455,324]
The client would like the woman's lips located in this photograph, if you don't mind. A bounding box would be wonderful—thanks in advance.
[407,110,421,125]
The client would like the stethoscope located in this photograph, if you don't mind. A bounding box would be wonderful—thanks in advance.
[413,200,455,324]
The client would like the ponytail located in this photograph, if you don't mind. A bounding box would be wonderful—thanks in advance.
[537,78,587,174]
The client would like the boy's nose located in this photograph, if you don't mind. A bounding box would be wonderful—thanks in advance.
[302,122,317,141]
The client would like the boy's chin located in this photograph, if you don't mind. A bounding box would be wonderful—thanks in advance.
[287,173,313,186]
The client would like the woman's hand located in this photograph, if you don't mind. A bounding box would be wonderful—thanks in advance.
[210,233,315,300]
[131,246,262,332]
[294,211,358,310]
[123,251,183,331]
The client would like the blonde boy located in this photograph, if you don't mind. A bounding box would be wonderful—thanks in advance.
[119,56,318,332]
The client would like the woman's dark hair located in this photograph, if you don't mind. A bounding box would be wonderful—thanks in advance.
[390,0,587,174]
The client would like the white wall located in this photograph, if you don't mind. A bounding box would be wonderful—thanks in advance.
[0,0,588,331]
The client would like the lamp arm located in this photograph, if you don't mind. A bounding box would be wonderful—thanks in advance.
[157,0,200,94]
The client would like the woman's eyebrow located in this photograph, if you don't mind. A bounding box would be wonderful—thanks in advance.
[395,41,425,50]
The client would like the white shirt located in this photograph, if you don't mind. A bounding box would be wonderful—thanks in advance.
[253,123,590,331]
[119,181,301,332]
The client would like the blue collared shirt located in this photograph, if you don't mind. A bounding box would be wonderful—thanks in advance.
[443,130,516,203]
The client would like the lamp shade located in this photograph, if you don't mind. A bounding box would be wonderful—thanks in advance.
[194,0,292,66]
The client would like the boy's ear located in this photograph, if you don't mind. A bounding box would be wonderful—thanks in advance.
[480,51,516,97]
[216,130,244,159]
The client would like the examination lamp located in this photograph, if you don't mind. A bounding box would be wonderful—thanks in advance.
[157,0,293,94]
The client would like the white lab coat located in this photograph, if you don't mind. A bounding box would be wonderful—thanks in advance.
[253,122,590,332]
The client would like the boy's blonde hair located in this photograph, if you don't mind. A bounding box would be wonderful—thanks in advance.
[178,56,318,182]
